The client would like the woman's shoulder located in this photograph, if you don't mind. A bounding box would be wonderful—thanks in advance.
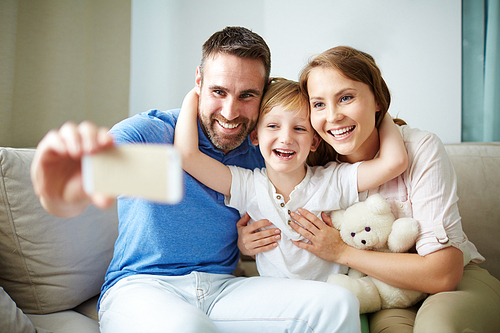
[400,125,445,150]
[399,125,449,165]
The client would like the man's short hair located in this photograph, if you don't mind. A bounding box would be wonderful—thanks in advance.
[200,26,271,85]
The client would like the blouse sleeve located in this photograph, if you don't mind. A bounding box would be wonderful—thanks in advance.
[406,129,471,263]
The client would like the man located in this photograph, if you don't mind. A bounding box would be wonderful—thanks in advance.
[31,26,360,332]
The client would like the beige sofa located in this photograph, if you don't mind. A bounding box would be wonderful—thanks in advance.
[1,143,499,332]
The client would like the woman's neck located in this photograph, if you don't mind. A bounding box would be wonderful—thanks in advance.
[338,127,380,163]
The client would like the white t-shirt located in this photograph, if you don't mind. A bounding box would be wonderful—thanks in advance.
[360,126,484,265]
[227,162,360,281]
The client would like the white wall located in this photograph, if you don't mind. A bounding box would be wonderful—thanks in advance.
[130,0,461,143]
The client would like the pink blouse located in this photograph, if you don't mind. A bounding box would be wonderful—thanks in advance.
[359,126,484,265]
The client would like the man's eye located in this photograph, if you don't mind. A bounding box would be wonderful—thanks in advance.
[214,90,225,96]
[240,93,253,99]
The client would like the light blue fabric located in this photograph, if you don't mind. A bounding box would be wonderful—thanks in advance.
[462,0,500,142]
[99,109,265,308]
[99,273,362,333]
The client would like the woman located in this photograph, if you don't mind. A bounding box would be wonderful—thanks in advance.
[237,46,500,332]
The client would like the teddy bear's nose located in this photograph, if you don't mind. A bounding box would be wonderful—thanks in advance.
[361,240,366,244]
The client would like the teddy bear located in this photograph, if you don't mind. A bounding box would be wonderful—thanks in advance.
[326,193,427,314]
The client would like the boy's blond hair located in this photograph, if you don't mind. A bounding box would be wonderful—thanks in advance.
[260,78,309,117]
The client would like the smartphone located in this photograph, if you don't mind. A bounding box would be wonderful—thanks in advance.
[82,144,183,204]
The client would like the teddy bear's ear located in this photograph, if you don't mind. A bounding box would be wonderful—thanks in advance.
[330,210,345,230]
[365,194,392,215]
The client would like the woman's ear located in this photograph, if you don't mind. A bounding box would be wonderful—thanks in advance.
[310,133,322,152]
[195,66,202,95]
[250,129,259,146]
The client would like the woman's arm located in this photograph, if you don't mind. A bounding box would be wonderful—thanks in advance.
[356,114,408,192]
[174,89,232,196]
[289,210,463,294]
[290,131,466,294]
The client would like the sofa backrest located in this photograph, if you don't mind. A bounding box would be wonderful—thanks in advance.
[445,143,500,280]
[0,148,119,314]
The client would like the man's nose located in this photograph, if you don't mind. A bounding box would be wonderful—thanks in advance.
[220,97,240,121]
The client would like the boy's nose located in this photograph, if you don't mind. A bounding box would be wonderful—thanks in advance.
[279,130,293,144]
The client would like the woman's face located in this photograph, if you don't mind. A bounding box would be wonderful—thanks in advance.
[307,67,380,162]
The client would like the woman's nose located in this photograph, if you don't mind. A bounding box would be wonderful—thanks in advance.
[326,106,343,123]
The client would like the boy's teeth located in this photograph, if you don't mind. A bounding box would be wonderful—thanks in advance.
[330,126,354,137]
[274,149,295,158]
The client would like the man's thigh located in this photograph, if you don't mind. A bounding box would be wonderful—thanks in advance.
[98,274,218,333]
[208,276,361,333]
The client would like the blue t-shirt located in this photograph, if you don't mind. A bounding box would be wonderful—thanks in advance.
[99,109,265,303]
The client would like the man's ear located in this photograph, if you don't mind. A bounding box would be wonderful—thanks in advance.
[195,66,202,95]
[310,133,322,152]
[250,129,259,146]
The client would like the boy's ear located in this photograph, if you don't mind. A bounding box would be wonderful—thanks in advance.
[250,129,259,146]
[310,133,322,152]
[195,66,202,95]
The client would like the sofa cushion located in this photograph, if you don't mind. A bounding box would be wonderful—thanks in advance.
[445,143,500,280]
[0,148,119,314]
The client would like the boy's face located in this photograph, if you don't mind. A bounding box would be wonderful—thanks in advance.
[196,53,266,153]
[251,105,320,178]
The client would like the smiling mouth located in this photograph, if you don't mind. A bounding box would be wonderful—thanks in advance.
[217,120,240,130]
[328,126,355,138]
[273,149,296,159]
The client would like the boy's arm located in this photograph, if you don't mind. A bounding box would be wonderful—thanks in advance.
[174,88,232,196]
[356,113,408,192]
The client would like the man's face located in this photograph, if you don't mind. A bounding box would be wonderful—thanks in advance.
[196,53,266,153]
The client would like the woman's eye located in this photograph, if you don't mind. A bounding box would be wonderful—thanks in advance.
[312,102,325,109]
[340,95,353,103]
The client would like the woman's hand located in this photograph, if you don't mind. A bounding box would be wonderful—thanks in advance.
[289,208,349,263]
[237,213,281,257]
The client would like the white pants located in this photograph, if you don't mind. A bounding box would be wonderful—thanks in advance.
[98,272,361,333]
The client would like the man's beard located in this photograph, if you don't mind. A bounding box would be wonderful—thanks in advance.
[199,112,256,151]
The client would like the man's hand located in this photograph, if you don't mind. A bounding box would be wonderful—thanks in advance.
[30,121,115,217]
[236,213,280,257]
